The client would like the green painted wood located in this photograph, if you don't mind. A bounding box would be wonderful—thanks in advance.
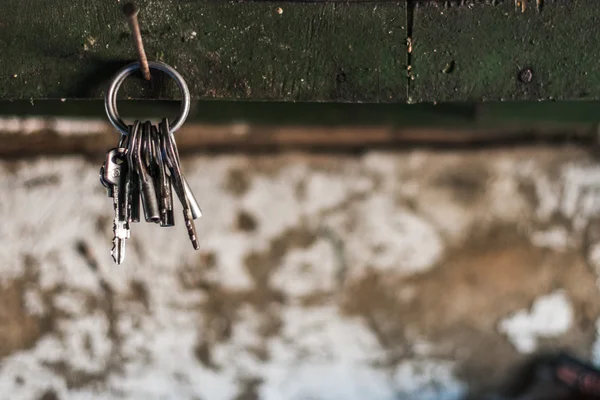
[0,1,407,101]
[5,0,599,103]
[410,0,600,103]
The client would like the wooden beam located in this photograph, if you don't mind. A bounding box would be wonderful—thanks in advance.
[410,0,600,102]
[0,118,592,158]
[0,1,407,101]
[4,0,600,102]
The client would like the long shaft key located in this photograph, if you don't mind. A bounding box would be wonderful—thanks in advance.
[103,148,131,264]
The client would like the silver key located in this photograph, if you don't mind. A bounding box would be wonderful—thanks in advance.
[130,121,160,223]
[122,127,141,223]
[158,120,202,219]
[183,177,202,220]
[103,148,130,264]
[119,125,140,223]
[159,118,199,250]
[166,130,202,220]
[151,125,175,227]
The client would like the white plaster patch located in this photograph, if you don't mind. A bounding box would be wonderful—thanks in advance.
[23,289,45,316]
[211,305,266,374]
[202,232,256,290]
[346,194,444,278]
[559,164,600,232]
[498,290,574,354]
[260,306,464,400]
[53,291,89,316]
[261,363,394,400]
[241,166,304,240]
[487,160,531,222]
[261,306,391,400]
[277,305,384,363]
[303,172,352,214]
[0,158,109,289]
[362,152,400,177]
[0,352,69,400]
[185,157,256,290]
[0,117,48,134]
[393,359,467,400]
[414,197,473,244]
[272,239,338,298]
[110,304,238,400]
[530,226,570,250]
[531,174,562,222]
[59,312,113,373]
[0,117,108,136]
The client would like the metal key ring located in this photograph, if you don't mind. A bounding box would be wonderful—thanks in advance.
[105,61,191,136]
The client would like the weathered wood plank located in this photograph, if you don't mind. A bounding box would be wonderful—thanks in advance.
[0,118,591,158]
[0,1,407,101]
[410,0,600,102]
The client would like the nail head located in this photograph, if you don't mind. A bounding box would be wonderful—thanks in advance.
[123,2,139,18]
[519,68,533,83]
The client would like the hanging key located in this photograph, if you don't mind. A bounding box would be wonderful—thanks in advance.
[103,148,130,264]
[144,123,166,224]
[183,178,202,220]
[129,166,141,223]
[164,127,202,220]
[122,126,141,223]
[151,124,175,227]
[159,118,199,249]
[130,121,160,223]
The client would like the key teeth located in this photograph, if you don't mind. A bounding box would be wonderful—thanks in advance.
[111,238,125,264]
[183,210,200,250]
[111,240,120,265]
[111,220,125,264]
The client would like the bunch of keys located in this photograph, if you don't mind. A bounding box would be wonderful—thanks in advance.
[99,61,201,264]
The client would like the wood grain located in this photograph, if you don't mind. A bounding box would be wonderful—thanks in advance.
[0,1,407,101]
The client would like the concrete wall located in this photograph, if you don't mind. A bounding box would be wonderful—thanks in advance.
[1,145,600,399]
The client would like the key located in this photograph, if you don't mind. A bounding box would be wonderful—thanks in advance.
[121,155,132,229]
[129,168,141,223]
[141,121,162,223]
[123,126,141,223]
[130,121,160,223]
[165,128,202,220]
[145,124,166,225]
[116,131,135,225]
[159,118,199,249]
[183,177,203,220]
[151,125,175,227]
[103,148,130,264]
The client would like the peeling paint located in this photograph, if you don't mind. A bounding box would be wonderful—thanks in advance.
[498,290,574,354]
[530,226,570,250]
[1,149,600,398]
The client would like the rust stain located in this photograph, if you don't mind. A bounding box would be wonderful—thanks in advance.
[340,225,600,396]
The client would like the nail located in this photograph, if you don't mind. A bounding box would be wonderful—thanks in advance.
[123,2,151,81]
[519,68,533,83]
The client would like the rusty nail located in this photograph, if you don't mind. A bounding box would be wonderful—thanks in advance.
[519,68,533,83]
[123,3,151,81]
